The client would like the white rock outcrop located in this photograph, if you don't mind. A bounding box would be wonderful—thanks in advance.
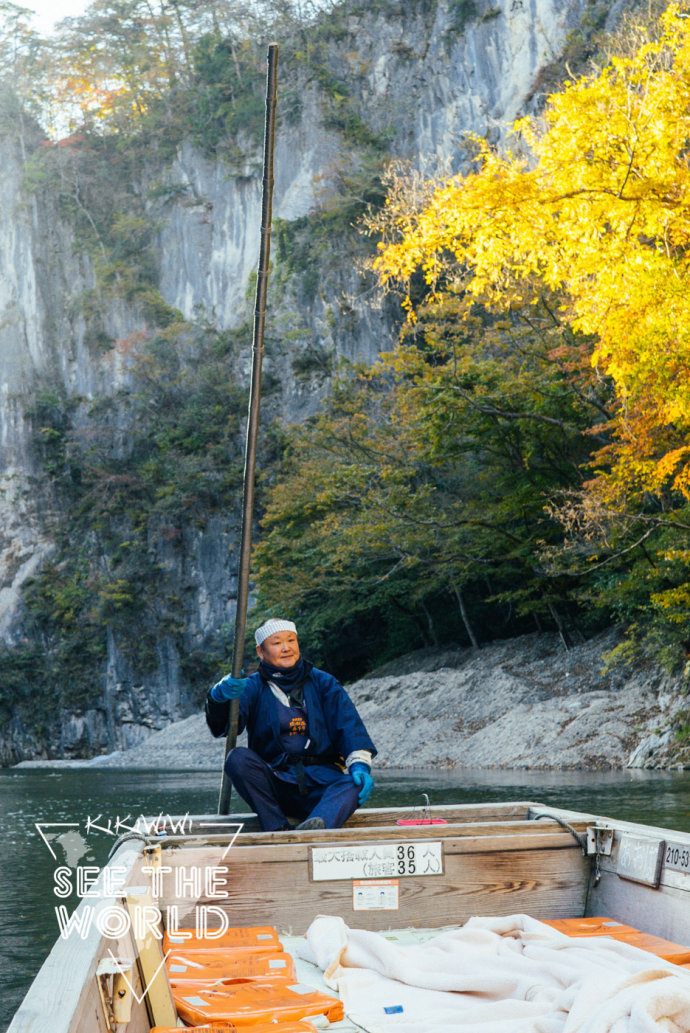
[19,629,683,771]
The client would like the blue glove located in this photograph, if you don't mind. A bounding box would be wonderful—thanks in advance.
[350,762,374,805]
[209,675,248,702]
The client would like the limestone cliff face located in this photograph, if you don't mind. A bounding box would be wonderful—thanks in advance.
[152,0,593,370]
[0,0,613,762]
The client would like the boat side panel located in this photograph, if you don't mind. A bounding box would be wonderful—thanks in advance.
[587,831,690,947]
[158,837,589,934]
[7,846,152,1033]
[6,934,151,1033]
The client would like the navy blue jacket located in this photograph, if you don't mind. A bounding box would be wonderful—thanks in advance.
[206,663,376,769]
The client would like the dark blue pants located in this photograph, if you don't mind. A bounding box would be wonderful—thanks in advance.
[226,746,359,831]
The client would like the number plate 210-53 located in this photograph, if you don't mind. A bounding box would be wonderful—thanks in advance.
[663,841,690,875]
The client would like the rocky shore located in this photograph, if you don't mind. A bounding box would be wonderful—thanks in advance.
[15,629,689,772]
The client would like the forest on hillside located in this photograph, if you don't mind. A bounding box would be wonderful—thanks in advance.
[1,0,689,739]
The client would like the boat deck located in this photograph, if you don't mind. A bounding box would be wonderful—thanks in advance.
[249,914,690,1033]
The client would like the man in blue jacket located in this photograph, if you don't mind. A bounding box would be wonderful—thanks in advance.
[205,618,376,832]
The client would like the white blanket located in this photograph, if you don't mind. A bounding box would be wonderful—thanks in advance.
[297,914,690,1033]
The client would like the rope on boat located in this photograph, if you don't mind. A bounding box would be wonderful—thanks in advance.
[532,812,587,855]
[107,831,155,860]
[106,822,247,859]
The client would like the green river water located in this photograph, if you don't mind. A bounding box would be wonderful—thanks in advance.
[2,764,690,1030]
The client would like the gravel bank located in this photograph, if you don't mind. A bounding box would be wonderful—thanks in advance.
[15,629,685,771]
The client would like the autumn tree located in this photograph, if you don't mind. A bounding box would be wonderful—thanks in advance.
[372,0,690,666]
[377,1,690,500]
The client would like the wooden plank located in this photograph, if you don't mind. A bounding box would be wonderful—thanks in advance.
[163,846,588,934]
[159,802,545,837]
[156,830,584,883]
[126,889,177,1028]
[342,802,544,824]
[158,817,590,853]
[158,834,584,914]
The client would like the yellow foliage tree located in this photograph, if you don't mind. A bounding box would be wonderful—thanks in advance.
[374,1,690,508]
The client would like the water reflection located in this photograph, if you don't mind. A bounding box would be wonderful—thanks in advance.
[2,765,690,1029]
[377,767,690,830]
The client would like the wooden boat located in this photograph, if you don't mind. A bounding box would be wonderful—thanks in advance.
[8,799,690,1032]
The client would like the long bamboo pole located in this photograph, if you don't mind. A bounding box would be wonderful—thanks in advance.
[218,43,279,816]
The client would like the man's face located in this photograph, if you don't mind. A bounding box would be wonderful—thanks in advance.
[256,630,300,668]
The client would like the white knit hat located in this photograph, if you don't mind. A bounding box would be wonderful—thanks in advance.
[255,618,297,646]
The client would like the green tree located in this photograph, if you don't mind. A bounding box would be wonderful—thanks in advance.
[253,292,608,673]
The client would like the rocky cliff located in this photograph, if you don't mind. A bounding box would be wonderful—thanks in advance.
[0,0,642,762]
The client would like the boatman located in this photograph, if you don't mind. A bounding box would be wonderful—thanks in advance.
[205,618,376,831]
